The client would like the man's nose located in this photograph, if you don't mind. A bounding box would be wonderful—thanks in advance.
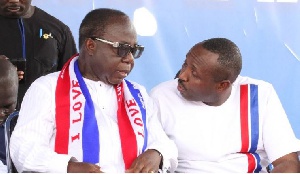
[178,68,189,81]
[122,52,134,64]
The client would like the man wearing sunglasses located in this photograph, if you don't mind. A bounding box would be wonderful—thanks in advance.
[10,8,178,173]
[0,56,19,173]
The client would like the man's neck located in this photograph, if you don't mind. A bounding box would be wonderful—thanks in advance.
[203,85,232,106]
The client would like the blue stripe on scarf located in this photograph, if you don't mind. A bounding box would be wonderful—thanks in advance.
[249,84,262,172]
[253,153,262,173]
[125,80,148,152]
[74,60,100,163]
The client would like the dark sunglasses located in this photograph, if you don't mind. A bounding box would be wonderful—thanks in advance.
[90,37,144,59]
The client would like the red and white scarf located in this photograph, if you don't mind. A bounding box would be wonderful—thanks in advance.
[54,55,148,169]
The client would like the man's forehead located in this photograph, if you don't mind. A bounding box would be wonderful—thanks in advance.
[0,93,17,106]
[0,85,18,94]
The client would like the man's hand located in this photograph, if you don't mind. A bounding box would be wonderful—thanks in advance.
[271,152,300,173]
[67,161,102,173]
[17,70,24,81]
[126,149,162,173]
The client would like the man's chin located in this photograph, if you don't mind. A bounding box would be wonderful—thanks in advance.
[179,91,189,99]
[179,92,198,101]
[4,12,22,18]
[108,78,124,86]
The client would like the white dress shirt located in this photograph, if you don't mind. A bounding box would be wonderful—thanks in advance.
[10,72,178,173]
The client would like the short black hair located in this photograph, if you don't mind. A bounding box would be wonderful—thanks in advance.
[0,59,18,89]
[201,38,242,83]
[78,8,128,48]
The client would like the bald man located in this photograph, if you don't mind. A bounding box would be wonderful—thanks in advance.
[0,56,19,172]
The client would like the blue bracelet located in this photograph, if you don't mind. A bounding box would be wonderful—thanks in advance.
[266,163,274,173]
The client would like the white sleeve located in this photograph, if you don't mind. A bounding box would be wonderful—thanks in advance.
[144,95,178,172]
[9,76,73,173]
[0,160,7,173]
[262,85,300,162]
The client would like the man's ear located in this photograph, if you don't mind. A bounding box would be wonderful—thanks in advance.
[85,38,96,56]
[217,80,231,91]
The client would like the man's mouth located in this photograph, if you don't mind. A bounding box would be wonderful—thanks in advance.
[117,70,128,78]
[177,81,186,92]
[7,6,21,12]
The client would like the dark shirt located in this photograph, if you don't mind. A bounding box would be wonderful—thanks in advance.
[0,124,6,165]
[0,6,77,109]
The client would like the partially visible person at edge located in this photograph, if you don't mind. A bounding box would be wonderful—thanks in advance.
[0,0,77,109]
[150,38,300,173]
[9,8,178,173]
[0,56,19,173]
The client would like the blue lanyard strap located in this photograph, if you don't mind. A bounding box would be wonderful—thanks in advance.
[18,18,26,59]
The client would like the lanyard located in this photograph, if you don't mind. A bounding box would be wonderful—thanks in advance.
[18,18,26,59]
